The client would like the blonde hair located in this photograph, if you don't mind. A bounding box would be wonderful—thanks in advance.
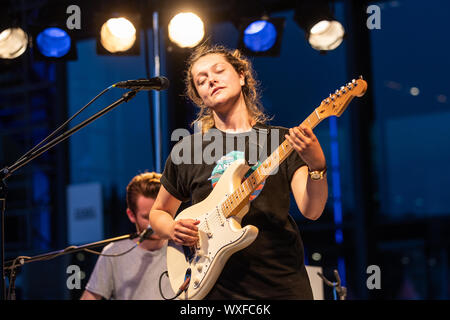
[185,44,271,133]
[126,172,161,214]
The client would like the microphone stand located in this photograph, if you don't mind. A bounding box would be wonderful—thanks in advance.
[4,232,141,300]
[0,89,139,300]
[317,269,347,300]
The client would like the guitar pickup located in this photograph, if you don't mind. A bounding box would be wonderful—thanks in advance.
[204,220,213,238]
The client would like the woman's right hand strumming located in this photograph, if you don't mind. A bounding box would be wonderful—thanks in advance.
[171,219,200,246]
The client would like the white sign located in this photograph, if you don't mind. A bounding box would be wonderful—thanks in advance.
[305,265,324,300]
[67,182,103,245]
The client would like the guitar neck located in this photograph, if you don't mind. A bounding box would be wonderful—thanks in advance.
[221,108,326,218]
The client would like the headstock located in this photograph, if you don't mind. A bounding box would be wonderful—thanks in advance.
[316,76,367,118]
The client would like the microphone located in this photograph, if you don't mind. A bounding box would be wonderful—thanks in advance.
[137,225,154,244]
[114,76,170,91]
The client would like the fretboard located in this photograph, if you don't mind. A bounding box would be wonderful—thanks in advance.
[221,108,325,218]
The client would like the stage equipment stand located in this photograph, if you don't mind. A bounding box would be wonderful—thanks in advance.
[4,232,141,300]
[318,269,347,300]
[0,89,140,300]
[153,11,162,172]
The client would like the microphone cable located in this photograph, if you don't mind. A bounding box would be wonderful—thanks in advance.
[85,226,153,257]
[83,243,138,257]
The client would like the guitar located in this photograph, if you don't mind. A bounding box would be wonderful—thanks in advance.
[166,77,368,300]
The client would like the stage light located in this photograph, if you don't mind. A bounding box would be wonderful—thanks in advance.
[243,20,277,52]
[312,252,322,261]
[0,27,28,59]
[238,17,285,56]
[30,25,77,61]
[168,12,204,48]
[308,20,344,51]
[100,17,137,53]
[36,27,71,58]
[96,13,140,55]
[410,87,420,96]
[294,1,345,51]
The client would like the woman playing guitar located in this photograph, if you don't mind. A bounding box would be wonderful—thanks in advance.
[150,44,328,300]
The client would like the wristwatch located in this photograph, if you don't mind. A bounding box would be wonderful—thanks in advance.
[308,166,327,181]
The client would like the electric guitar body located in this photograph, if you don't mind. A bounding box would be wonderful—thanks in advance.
[167,159,258,300]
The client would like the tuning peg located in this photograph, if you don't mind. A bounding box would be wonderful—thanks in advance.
[335,89,341,97]
[352,79,356,84]
[340,86,346,93]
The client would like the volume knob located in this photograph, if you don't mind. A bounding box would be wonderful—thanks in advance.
[193,277,200,286]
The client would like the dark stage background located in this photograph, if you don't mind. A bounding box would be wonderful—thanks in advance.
[0,0,449,300]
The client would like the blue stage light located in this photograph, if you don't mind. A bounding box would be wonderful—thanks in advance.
[36,27,71,58]
[243,20,277,52]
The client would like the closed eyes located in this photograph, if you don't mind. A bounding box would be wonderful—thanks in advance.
[196,64,226,86]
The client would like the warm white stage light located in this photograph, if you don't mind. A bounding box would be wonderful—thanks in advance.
[168,12,204,48]
[100,17,136,53]
[308,20,345,51]
[0,27,28,59]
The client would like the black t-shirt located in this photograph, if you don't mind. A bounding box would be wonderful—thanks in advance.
[161,123,313,299]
